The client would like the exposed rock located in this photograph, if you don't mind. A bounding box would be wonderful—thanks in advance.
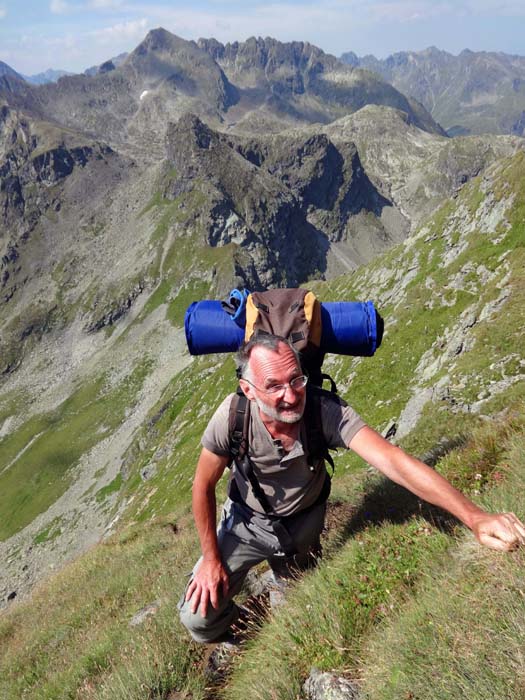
[396,386,434,439]
[140,464,157,481]
[420,436,466,467]
[203,36,443,134]
[85,281,145,333]
[129,600,161,626]
[3,30,445,159]
[164,113,410,287]
[303,668,360,700]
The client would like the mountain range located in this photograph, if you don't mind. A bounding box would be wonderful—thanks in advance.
[0,27,524,698]
[341,46,525,137]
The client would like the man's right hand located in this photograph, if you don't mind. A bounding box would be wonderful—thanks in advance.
[185,556,230,617]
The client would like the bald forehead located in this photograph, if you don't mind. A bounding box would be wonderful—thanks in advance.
[248,342,301,382]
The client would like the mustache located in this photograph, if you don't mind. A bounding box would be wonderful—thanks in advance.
[278,400,301,409]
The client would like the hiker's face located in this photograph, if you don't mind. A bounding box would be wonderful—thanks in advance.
[242,343,306,424]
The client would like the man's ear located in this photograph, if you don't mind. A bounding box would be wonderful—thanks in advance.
[239,378,255,401]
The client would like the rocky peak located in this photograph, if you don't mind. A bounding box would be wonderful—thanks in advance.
[167,112,217,156]
[121,28,236,114]
[131,27,197,58]
[199,35,336,78]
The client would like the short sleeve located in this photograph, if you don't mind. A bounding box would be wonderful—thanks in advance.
[320,394,366,448]
[201,393,235,457]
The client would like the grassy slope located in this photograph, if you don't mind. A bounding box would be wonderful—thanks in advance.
[360,427,525,700]
[1,150,525,698]
[0,167,238,541]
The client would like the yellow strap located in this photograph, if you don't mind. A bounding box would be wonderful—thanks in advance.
[304,291,322,347]
[244,294,258,341]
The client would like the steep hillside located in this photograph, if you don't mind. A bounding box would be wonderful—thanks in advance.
[341,47,525,137]
[0,146,524,700]
[0,92,523,607]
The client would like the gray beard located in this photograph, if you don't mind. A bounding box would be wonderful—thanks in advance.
[253,394,304,424]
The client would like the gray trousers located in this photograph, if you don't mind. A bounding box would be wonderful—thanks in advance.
[178,497,326,643]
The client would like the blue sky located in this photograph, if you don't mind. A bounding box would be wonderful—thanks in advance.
[1,0,524,75]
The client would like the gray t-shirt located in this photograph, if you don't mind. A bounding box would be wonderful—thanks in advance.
[201,392,365,517]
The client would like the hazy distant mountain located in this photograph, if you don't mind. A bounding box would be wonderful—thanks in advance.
[23,69,75,85]
[340,47,525,137]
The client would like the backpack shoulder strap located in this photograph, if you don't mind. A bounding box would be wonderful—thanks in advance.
[228,387,250,462]
[228,389,277,516]
[304,384,340,473]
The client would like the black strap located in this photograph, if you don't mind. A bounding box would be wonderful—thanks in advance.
[321,372,338,395]
[230,388,249,460]
[228,388,336,556]
[229,463,331,557]
[231,452,297,556]
[303,384,337,474]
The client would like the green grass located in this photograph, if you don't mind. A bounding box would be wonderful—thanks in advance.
[0,516,207,700]
[222,403,525,700]
[360,426,525,700]
[166,279,212,326]
[223,518,452,700]
[117,355,237,526]
[0,360,152,541]
[95,473,123,503]
[125,181,238,335]
[33,516,64,545]
[2,143,525,700]
[1,399,524,700]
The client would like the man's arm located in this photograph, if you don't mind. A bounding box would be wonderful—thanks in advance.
[349,426,525,551]
[185,447,230,617]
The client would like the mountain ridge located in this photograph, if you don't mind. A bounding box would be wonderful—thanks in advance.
[340,46,525,137]
[0,29,445,159]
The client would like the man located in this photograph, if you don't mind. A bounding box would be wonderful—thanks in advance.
[179,334,525,643]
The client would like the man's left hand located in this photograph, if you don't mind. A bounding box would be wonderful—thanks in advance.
[470,511,525,551]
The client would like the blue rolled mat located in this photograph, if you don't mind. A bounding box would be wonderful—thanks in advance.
[185,299,380,357]
[320,301,378,356]
[185,301,245,355]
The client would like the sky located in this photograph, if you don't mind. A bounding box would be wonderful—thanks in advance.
[0,0,524,76]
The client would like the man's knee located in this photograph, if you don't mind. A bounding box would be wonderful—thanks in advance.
[178,594,238,644]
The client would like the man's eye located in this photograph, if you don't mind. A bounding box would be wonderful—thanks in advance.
[266,385,283,394]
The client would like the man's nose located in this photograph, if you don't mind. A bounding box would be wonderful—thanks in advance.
[282,383,298,401]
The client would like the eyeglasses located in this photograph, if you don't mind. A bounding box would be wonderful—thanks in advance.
[243,375,308,396]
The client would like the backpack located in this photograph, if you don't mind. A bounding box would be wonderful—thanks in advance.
[226,288,340,554]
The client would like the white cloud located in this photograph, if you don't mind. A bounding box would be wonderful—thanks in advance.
[87,0,124,8]
[0,6,7,20]
[50,0,72,14]
[90,17,149,45]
